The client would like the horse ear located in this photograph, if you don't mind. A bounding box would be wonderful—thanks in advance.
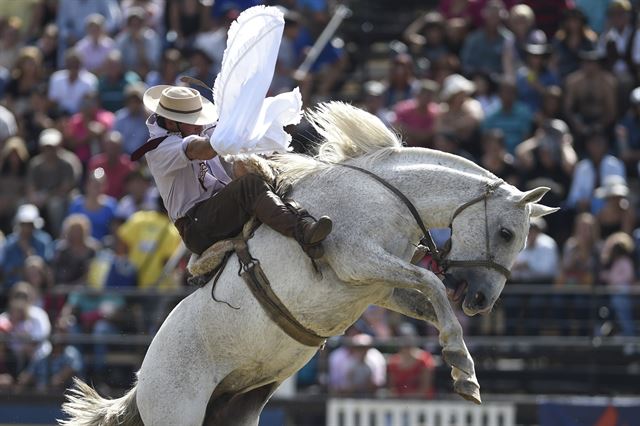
[530,203,560,218]
[517,187,550,206]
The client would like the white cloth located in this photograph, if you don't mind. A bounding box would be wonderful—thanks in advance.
[47,69,98,114]
[144,116,232,221]
[209,6,303,156]
[566,155,626,208]
[0,305,52,362]
[328,346,386,392]
[512,233,559,281]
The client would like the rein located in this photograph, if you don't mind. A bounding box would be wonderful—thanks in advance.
[337,163,510,279]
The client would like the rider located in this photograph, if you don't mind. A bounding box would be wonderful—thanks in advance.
[132,85,332,258]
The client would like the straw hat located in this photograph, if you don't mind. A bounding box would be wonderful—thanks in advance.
[143,85,217,126]
[595,175,629,198]
[441,74,475,100]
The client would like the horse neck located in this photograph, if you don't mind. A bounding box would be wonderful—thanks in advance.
[361,149,498,229]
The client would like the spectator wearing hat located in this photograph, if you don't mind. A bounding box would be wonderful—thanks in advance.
[74,14,116,74]
[593,175,636,238]
[482,78,533,154]
[88,131,136,199]
[115,7,162,79]
[436,73,484,150]
[67,168,117,243]
[503,4,537,78]
[0,137,30,235]
[563,48,617,144]
[27,129,81,238]
[403,12,450,64]
[0,205,53,288]
[598,0,638,83]
[47,50,98,115]
[359,81,395,128]
[387,322,435,399]
[113,83,150,156]
[552,8,598,80]
[566,133,625,212]
[98,51,142,113]
[615,86,640,175]
[393,79,441,148]
[65,92,115,167]
[329,333,386,396]
[460,0,514,76]
[515,31,560,113]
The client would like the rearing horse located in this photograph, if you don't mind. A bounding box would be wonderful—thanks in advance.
[61,103,557,426]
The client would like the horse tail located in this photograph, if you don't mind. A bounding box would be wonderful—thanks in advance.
[59,378,143,426]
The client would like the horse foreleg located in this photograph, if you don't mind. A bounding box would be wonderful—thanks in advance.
[375,288,481,404]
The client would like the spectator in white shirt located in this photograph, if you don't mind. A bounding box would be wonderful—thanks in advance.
[0,104,17,144]
[115,7,161,79]
[512,218,559,282]
[328,333,386,396]
[47,50,98,115]
[74,14,116,74]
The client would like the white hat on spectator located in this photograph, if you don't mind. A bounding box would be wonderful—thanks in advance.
[441,74,475,100]
[143,85,218,126]
[15,204,44,229]
[595,175,629,198]
[39,128,62,148]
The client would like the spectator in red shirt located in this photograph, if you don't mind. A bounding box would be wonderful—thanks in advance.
[393,79,441,148]
[87,131,135,199]
[387,322,435,399]
[65,92,115,167]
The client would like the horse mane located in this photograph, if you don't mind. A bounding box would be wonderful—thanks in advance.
[271,102,496,186]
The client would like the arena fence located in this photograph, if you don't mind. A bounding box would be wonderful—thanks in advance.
[326,399,515,426]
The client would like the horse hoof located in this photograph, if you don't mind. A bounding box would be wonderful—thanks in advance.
[442,349,473,376]
[454,379,482,405]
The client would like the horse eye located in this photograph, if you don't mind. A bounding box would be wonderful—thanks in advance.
[500,228,513,242]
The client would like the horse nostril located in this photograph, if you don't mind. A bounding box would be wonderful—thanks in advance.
[474,291,486,308]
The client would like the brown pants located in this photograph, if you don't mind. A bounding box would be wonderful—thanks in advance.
[175,174,272,255]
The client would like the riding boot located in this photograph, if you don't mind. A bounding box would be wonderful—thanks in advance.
[253,191,333,259]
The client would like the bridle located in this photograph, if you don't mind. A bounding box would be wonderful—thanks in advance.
[338,164,511,279]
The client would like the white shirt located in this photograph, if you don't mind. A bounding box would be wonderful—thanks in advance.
[47,69,98,114]
[0,305,52,362]
[512,233,559,281]
[328,346,386,392]
[144,116,232,221]
[74,36,115,72]
[566,155,626,208]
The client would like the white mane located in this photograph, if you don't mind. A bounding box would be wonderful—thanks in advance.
[272,102,496,186]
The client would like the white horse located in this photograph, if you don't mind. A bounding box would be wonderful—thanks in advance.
[61,103,557,426]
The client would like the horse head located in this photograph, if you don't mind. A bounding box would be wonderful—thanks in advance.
[443,185,558,316]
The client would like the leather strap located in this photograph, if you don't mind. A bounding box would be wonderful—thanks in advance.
[131,136,168,161]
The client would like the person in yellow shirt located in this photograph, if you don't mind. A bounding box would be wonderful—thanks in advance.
[116,199,182,290]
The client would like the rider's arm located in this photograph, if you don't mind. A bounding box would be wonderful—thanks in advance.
[185,136,217,161]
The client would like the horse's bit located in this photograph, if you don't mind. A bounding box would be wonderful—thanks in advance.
[338,164,511,279]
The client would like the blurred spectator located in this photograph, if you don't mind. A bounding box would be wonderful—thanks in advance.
[0,282,51,391]
[359,81,395,128]
[167,0,207,50]
[98,50,142,113]
[181,48,217,102]
[52,214,100,285]
[116,198,181,289]
[403,12,450,64]
[0,205,53,288]
[615,87,640,175]
[566,133,625,212]
[437,73,484,149]
[145,48,183,87]
[383,53,417,108]
[521,0,572,36]
[21,85,58,156]
[387,322,435,398]
[472,72,500,117]
[482,78,533,154]
[26,129,81,237]
[56,0,122,66]
[0,17,24,71]
[433,131,474,161]
[114,170,157,222]
[557,213,602,287]
[329,333,386,396]
[600,232,637,336]
[355,306,393,339]
[593,175,636,237]
[552,8,598,80]
[48,50,98,115]
[211,0,261,25]
[115,7,162,79]
[515,33,560,113]
[563,49,617,145]
[270,7,301,95]
[46,318,84,391]
[22,255,53,310]
[0,103,18,144]
[74,14,116,74]
[67,168,117,243]
[65,92,115,167]
[516,119,577,208]
[0,137,29,235]
[4,46,44,118]
[393,79,441,148]
[534,85,564,127]
[194,6,237,77]
[88,131,136,199]
[460,0,513,76]
[511,217,559,282]
[35,24,58,76]
[575,0,611,34]
[503,4,537,79]
[480,128,520,186]
[438,0,488,29]
[121,0,164,33]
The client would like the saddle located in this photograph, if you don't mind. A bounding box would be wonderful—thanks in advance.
[187,218,329,348]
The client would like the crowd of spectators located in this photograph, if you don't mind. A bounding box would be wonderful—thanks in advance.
[0,0,639,397]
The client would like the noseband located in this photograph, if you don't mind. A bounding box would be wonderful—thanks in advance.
[339,164,511,279]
